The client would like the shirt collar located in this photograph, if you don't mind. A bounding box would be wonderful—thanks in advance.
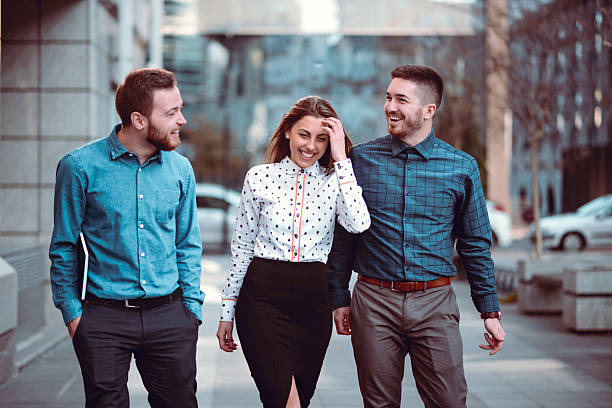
[280,156,321,176]
[107,123,163,164]
[108,124,128,160]
[390,129,436,160]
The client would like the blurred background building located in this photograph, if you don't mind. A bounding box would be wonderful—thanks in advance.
[1,0,162,382]
[164,0,493,194]
[0,0,609,385]
[505,0,611,219]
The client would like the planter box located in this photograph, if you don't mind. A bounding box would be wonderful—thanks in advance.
[563,267,612,332]
[517,260,563,314]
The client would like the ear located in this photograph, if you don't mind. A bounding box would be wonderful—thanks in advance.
[285,130,290,140]
[422,104,437,120]
[130,112,147,130]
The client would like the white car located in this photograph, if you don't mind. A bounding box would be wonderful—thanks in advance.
[195,183,241,251]
[531,194,612,251]
[486,200,512,247]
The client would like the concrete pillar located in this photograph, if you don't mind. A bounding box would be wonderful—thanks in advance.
[148,0,163,68]
[118,0,135,81]
[485,0,512,216]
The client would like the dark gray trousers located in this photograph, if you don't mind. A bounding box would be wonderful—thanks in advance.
[72,300,199,408]
[350,281,467,408]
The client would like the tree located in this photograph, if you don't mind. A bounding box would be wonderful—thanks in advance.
[483,0,611,259]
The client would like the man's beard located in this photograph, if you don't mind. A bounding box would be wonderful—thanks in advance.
[147,123,180,151]
[388,110,423,139]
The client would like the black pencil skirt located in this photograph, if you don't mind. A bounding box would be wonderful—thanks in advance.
[235,257,332,408]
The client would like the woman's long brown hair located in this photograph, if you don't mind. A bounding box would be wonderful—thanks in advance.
[264,96,352,174]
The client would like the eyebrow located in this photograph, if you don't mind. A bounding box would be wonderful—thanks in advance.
[165,105,183,114]
[297,128,329,138]
[386,92,410,100]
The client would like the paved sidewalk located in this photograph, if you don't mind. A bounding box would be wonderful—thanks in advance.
[1,253,611,407]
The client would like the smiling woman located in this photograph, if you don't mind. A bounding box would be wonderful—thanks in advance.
[285,115,331,168]
[264,95,353,174]
[216,95,370,408]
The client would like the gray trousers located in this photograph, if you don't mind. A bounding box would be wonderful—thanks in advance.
[350,280,467,408]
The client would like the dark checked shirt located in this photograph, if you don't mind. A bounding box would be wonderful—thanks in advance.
[328,130,499,313]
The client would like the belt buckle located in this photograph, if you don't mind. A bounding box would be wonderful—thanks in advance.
[124,299,141,309]
[390,281,401,292]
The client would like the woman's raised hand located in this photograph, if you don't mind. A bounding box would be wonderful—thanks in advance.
[322,117,347,162]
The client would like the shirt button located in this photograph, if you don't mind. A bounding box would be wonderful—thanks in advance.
[139,194,143,199]
[140,252,145,257]
[129,153,134,157]
[138,168,142,172]
[141,280,147,285]
[300,169,304,173]
[139,224,144,229]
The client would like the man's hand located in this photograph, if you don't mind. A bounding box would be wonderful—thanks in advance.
[479,318,505,355]
[67,316,81,339]
[333,307,351,335]
[216,321,238,352]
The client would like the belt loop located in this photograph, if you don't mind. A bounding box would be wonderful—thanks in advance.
[422,281,427,291]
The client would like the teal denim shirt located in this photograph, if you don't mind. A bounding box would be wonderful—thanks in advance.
[50,125,204,324]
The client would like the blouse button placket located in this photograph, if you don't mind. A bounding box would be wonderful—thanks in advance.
[291,172,307,261]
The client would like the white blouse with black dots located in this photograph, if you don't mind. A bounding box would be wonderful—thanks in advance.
[220,156,371,321]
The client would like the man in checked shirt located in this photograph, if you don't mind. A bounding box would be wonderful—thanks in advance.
[327,64,506,408]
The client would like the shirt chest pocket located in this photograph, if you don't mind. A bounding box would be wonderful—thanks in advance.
[414,189,456,221]
[156,189,180,223]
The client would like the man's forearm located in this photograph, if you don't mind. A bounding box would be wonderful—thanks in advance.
[327,222,359,309]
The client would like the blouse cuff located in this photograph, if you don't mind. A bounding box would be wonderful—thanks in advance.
[333,158,356,185]
[220,298,237,321]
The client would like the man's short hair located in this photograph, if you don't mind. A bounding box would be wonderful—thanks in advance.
[115,68,177,127]
[391,65,443,108]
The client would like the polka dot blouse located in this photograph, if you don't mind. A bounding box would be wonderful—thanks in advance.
[220,156,371,321]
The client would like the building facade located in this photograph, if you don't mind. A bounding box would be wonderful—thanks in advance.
[508,0,610,218]
[0,0,161,380]
[164,0,489,191]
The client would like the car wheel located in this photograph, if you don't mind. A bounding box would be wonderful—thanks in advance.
[561,233,585,251]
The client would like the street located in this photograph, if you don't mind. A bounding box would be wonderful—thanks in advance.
[1,251,611,407]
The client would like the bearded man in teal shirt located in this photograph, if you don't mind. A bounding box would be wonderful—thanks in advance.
[50,68,203,407]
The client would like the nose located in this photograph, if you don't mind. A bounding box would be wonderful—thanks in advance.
[177,110,187,126]
[306,137,315,151]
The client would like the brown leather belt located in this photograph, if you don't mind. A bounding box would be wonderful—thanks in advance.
[358,275,451,292]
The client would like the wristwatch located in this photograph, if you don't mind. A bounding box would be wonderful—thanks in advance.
[480,311,501,320]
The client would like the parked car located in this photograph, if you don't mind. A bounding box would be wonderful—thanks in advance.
[530,194,612,251]
[195,183,241,251]
[486,200,512,247]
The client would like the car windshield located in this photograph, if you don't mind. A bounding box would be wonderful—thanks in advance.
[576,197,612,216]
